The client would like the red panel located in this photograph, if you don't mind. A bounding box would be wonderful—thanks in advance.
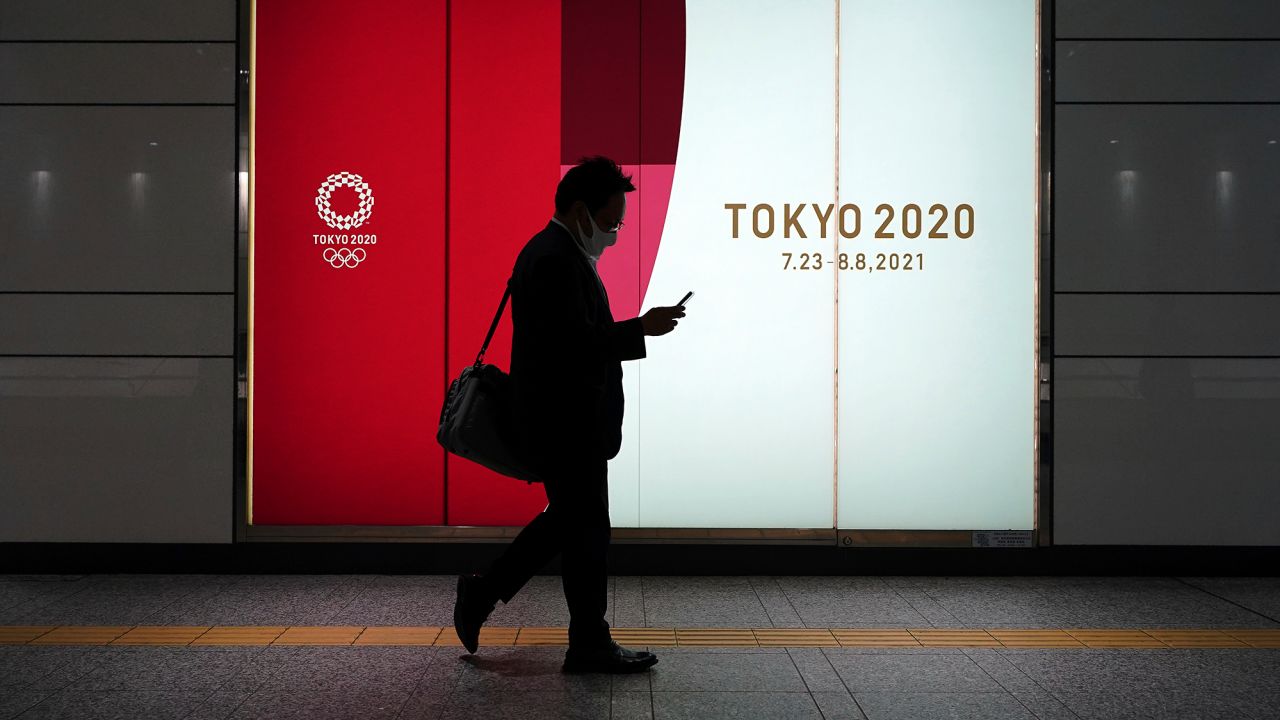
[250,0,447,524]
[445,0,563,525]
[637,0,685,305]
[637,163,676,306]
[640,0,685,165]
[561,0,640,164]
[583,163,641,321]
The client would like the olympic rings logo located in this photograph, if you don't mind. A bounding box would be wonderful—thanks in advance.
[315,171,375,230]
[323,247,367,269]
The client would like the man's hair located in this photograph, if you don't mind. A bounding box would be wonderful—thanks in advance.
[554,156,636,214]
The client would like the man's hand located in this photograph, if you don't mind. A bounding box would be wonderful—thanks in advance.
[640,305,686,336]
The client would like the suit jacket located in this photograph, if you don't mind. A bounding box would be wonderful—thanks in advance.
[509,220,646,468]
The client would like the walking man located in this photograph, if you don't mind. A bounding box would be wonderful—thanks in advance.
[453,156,685,673]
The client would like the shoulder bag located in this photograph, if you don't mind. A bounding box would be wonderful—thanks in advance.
[436,279,542,484]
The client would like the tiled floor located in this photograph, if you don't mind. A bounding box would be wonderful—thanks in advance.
[0,574,1278,719]
[6,626,1280,650]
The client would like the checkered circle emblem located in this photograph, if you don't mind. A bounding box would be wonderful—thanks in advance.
[314,171,375,230]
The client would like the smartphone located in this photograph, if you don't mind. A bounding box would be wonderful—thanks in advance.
[677,291,694,307]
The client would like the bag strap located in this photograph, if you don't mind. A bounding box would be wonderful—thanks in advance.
[475,278,512,366]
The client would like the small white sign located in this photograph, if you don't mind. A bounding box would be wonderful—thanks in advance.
[972,531,1034,548]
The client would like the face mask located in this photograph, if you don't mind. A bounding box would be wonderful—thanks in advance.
[575,207,618,263]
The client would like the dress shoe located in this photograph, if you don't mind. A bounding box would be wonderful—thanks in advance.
[562,640,658,673]
[453,573,496,654]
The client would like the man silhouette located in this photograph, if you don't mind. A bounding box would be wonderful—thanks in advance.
[453,156,685,673]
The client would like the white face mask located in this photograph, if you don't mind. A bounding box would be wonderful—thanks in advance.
[575,206,619,263]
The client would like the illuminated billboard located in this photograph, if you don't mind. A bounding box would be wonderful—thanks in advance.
[249,0,1039,530]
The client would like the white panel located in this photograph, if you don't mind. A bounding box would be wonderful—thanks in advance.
[607,367,641,527]
[1055,358,1280,546]
[837,0,1037,530]
[637,0,836,528]
[0,358,232,543]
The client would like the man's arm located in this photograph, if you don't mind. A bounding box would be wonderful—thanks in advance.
[526,253,647,363]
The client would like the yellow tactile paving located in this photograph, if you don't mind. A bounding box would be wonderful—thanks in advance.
[30,626,131,645]
[273,626,364,645]
[611,628,678,646]
[112,626,210,646]
[675,628,757,646]
[753,629,839,647]
[831,629,920,646]
[909,629,1002,647]
[1066,630,1166,648]
[434,627,518,647]
[1223,629,1280,648]
[190,626,287,646]
[354,627,443,646]
[988,629,1084,648]
[1144,630,1250,648]
[0,626,55,644]
[514,627,569,645]
[5,625,1279,648]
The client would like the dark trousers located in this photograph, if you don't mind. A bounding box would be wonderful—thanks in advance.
[481,456,612,648]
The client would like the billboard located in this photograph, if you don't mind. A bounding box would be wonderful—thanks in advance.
[249,0,1038,530]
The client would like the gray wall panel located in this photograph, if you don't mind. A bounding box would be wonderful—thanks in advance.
[0,43,234,104]
[0,0,236,546]
[1057,41,1280,102]
[1053,4,1280,546]
[0,0,234,41]
[0,357,231,543]
[1054,358,1280,545]
[1056,295,1280,357]
[0,295,232,356]
[1057,0,1280,39]
[1055,105,1280,292]
[0,106,234,292]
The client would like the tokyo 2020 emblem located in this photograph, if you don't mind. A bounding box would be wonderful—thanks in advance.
[313,171,377,269]
[323,247,366,269]
[315,171,374,229]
